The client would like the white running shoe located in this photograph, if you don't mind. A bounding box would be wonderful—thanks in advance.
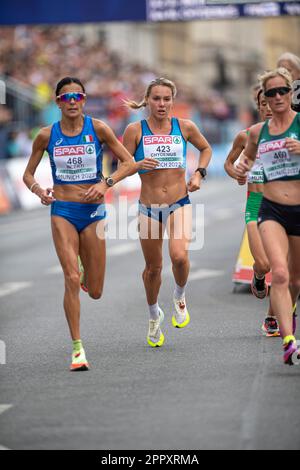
[172,296,190,329]
[147,308,165,347]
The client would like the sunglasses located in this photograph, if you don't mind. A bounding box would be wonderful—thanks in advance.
[57,92,86,102]
[264,87,291,98]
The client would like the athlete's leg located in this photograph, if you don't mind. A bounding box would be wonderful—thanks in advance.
[259,220,292,338]
[288,236,300,334]
[51,216,81,341]
[288,237,300,306]
[247,221,270,275]
[167,204,192,288]
[167,205,192,328]
[139,213,164,306]
[139,213,165,346]
[79,220,106,300]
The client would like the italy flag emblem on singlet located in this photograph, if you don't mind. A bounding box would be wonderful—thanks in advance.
[83,135,93,143]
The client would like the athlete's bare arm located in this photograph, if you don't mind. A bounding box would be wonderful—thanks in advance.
[179,119,212,193]
[82,119,136,202]
[236,123,263,178]
[224,130,248,182]
[181,119,212,168]
[23,127,55,205]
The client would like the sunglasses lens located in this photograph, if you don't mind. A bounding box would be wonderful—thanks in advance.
[60,93,85,102]
[265,87,290,97]
[279,87,291,95]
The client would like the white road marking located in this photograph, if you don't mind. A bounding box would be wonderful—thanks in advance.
[0,282,32,299]
[188,269,225,282]
[46,265,62,275]
[108,243,138,256]
[46,243,139,275]
[0,405,12,415]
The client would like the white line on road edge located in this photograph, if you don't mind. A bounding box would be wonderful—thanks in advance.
[0,282,32,299]
[46,265,62,275]
[0,405,12,450]
[46,243,139,275]
[0,405,12,415]
[165,267,224,281]
[108,243,139,256]
[188,269,225,281]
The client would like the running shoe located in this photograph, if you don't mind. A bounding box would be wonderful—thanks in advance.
[78,256,88,293]
[283,337,300,366]
[70,348,89,372]
[147,308,165,348]
[172,296,190,329]
[262,316,280,337]
[251,273,268,299]
[293,303,297,335]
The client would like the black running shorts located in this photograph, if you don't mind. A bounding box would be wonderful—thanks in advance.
[258,197,300,236]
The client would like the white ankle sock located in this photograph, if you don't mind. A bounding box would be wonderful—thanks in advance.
[174,283,186,301]
[149,303,159,320]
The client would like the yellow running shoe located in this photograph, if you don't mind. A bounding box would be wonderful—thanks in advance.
[172,296,190,329]
[147,308,165,347]
[70,348,89,372]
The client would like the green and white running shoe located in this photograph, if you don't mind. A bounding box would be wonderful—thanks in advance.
[70,347,89,372]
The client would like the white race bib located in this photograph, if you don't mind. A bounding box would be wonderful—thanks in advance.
[259,138,300,181]
[54,144,97,182]
[143,135,184,169]
[248,153,264,184]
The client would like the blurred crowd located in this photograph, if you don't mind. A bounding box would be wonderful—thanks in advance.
[0,25,249,160]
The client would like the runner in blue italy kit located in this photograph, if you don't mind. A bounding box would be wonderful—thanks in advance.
[123,78,212,347]
[23,77,153,371]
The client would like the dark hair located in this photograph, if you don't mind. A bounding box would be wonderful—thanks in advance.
[55,77,85,96]
[256,88,264,106]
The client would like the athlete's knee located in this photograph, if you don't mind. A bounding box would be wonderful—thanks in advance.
[64,271,81,290]
[143,263,162,280]
[272,266,289,287]
[171,252,189,269]
[88,288,103,300]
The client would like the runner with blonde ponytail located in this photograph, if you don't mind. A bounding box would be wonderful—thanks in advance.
[123,77,212,347]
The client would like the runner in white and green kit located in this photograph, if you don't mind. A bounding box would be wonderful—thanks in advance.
[225,88,279,336]
[236,68,300,365]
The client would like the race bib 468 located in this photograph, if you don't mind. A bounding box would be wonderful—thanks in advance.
[54,144,97,182]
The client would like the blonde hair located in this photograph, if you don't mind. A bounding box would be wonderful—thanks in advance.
[277,52,300,73]
[259,67,293,92]
[124,77,177,110]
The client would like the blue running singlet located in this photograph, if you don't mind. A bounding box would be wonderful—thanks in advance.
[47,115,103,185]
[134,118,187,174]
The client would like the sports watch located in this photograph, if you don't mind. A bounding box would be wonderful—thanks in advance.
[105,176,114,187]
[195,168,207,179]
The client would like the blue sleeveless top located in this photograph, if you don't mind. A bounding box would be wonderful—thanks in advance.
[134,118,187,174]
[47,115,103,185]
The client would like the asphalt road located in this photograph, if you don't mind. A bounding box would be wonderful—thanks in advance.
[0,178,299,450]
